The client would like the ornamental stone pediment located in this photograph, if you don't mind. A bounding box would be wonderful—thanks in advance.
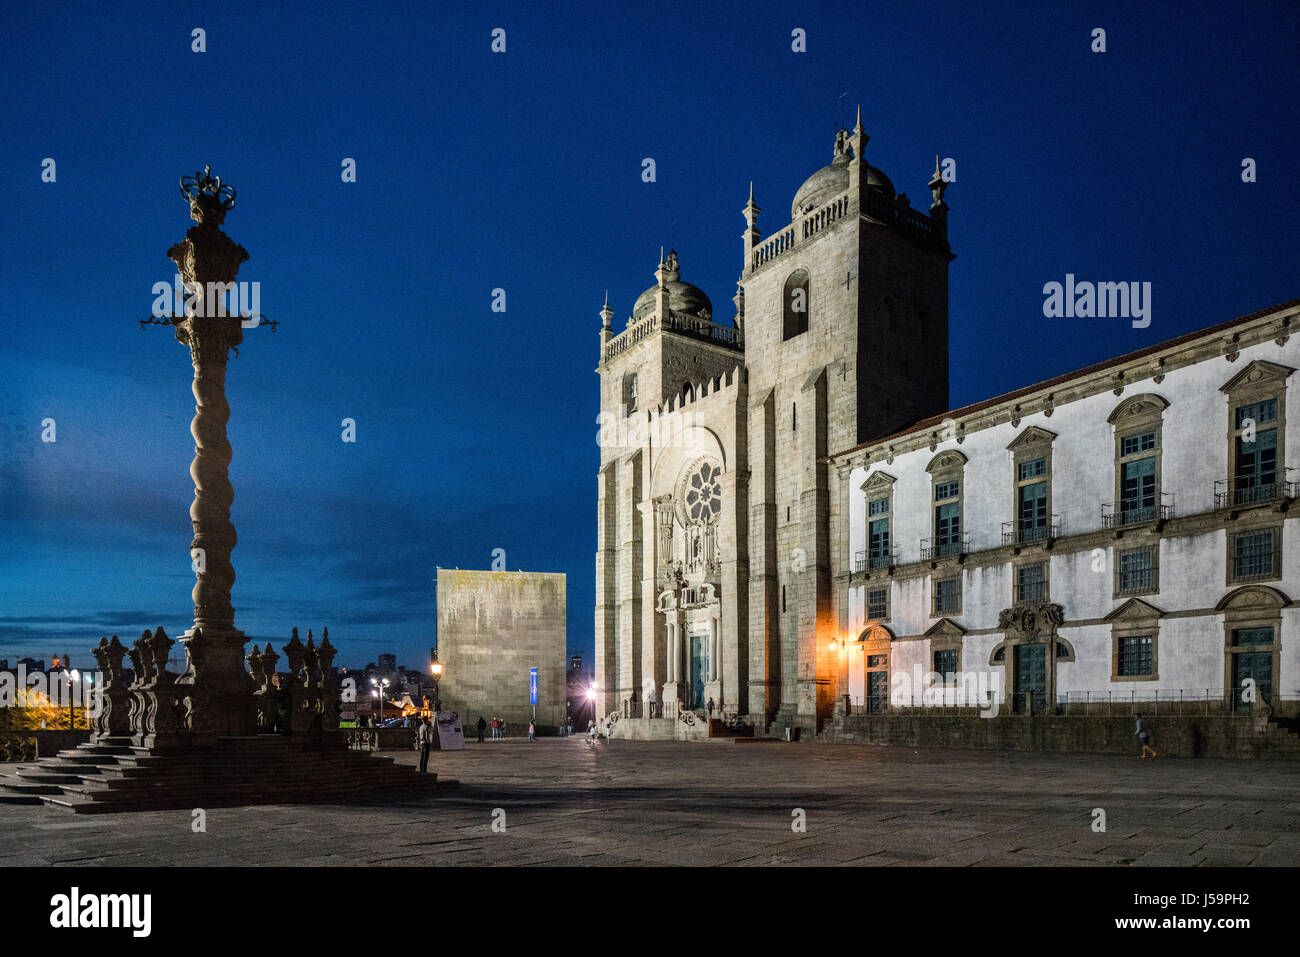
[1214,584,1291,612]
[1006,425,1057,452]
[860,470,897,494]
[1103,597,1165,622]
[1106,393,1169,424]
[1219,359,1295,393]
[997,602,1064,637]
[925,450,968,473]
[924,618,966,640]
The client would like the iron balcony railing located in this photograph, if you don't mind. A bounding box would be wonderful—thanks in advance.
[1214,477,1298,509]
[1102,494,1174,529]
[854,549,897,573]
[920,537,969,561]
[1002,517,1060,547]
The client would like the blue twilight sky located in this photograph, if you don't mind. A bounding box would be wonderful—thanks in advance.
[0,1,1297,672]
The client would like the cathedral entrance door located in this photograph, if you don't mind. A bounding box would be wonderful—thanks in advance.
[1013,644,1046,714]
[689,631,708,710]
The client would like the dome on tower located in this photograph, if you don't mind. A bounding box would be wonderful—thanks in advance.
[632,250,713,321]
[791,130,894,218]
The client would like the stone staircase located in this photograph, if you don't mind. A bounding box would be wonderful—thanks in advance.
[0,736,456,813]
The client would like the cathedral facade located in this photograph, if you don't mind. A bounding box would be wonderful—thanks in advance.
[594,115,1300,739]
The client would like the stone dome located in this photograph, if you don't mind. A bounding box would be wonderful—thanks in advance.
[632,250,713,321]
[790,132,895,218]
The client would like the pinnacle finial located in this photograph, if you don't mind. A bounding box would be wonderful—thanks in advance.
[854,104,862,134]
[934,154,942,178]
[748,180,754,204]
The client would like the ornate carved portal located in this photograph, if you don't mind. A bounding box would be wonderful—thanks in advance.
[655,458,726,717]
[995,602,1066,716]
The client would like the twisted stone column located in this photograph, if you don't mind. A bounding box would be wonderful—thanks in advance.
[165,168,256,739]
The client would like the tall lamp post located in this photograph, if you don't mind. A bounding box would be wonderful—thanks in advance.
[370,676,390,723]
[430,653,443,715]
[62,670,80,730]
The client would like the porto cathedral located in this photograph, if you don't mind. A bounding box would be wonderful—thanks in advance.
[594,111,1299,740]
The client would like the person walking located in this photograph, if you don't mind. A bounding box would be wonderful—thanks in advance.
[528,720,536,742]
[1135,713,1157,759]
[476,715,486,744]
[707,697,715,719]
[417,716,433,773]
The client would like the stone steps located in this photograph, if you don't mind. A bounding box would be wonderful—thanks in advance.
[1,735,457,813]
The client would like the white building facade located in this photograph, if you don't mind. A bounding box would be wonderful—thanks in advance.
[835,302,1300,720]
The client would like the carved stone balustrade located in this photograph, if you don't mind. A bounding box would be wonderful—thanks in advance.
[89,635,131,740]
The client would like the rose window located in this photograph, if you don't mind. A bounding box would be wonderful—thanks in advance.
[685,462,722,522]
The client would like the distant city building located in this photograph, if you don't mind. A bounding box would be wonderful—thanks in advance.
[435,569,566,734]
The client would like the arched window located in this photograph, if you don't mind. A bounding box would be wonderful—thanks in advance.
[782,269,810,340]
[623,372,638,414]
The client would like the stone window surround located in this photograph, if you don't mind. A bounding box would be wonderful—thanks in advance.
[926,450,967,559]
[1114,540,1160,599]
[1226,523,1284,586]
[1008,426,1057,543]
[782,268,811,341]
[1012,557,1050,606]
[1107,393,1169,525]
[925,619,964,686]
[866,584,890,622]
[1105,598,1163,682]
[931,573,962,617]
[1216,585,1288,712]
[859,470,897,570]
[1221,359,1292,502]
[623,371,639,415]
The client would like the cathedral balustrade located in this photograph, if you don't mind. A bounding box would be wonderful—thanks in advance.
[602,311,743,364]
[602,314,659,362]
[752,224,796,269]
[800,194,849,241]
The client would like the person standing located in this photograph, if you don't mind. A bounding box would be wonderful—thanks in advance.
[528,720,536,742]
[1135,713,1157,759]
[476,715,486,744]
[417,716,433,773]
[500,718,507,739]
[707,697,715,719]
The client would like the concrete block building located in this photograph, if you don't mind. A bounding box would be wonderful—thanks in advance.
[593,110,1300,741]
[435,569,566,734]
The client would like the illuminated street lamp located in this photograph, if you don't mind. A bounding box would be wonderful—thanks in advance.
[586,685,598,727]
[60,670,82,730]
[429,652,444,715]
[370,676,390,723]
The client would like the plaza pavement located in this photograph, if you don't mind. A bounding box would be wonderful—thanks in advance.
[0,738,1296,866]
